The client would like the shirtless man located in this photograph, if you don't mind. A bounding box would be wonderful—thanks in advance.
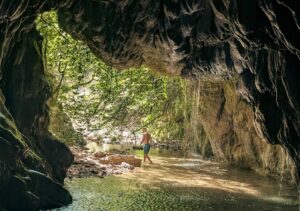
[140,128,153,163]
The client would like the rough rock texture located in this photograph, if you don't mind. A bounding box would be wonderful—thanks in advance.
[0,91,72,210]
[57,0,300,183]
[0,1,73,210]
[0,0,300,209]
[67,147,138,178]
[1,26,73,184]
[184,79,295,182]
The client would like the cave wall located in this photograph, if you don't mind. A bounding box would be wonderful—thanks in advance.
[0,1,73,210]
[184,79,295,182]
[57,0,300,182]
[0,0,299,209]
[1,26,74,183]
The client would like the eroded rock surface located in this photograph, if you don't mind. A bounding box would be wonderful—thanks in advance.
[0,1,73,210]
[0,0,300,209]
[0,90,72,210]
[184,79,295,182]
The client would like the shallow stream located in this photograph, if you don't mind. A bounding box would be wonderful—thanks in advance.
[55,144,299,211]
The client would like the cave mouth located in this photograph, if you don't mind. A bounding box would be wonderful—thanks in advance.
[32,11,299,210]
[36,11,187,148]
[1,1,300,210]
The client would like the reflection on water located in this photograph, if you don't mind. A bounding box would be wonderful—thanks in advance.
[56,143,299,211]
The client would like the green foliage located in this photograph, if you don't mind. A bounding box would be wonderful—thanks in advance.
[49,105,86,146]
[36,11,186,141]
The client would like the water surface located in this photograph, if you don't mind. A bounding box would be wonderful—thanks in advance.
[56,144,299,211]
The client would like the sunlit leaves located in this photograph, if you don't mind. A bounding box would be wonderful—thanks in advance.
[36,11,185,140]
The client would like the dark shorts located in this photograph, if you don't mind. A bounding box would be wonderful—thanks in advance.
[143,144,151,154]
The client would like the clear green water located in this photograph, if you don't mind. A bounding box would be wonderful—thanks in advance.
[54,145,299,211]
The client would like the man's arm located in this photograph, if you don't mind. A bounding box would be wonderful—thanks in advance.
[149,134,153,145]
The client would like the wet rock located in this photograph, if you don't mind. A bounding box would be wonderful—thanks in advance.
[0,89,72,210]
[67,147,138,178]
[37,135,74,183]
[27,170,72,210]
[0,175,40,211]
[0,25,74,184]
[184,79,296,182]
[99,155,142,167]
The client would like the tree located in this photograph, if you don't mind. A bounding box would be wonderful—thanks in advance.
[36,11,186,143]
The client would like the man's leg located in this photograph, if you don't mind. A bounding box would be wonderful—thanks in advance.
[146,154,153,163]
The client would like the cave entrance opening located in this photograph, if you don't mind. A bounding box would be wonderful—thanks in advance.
[1,2,300,210]
[36,11,188,148]
[32,10,300,211]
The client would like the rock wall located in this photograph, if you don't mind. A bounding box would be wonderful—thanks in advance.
[0,0,299,209]
[0,1,73,210]
[184,79,295,182]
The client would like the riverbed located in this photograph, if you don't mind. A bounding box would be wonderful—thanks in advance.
[55,144,299,211]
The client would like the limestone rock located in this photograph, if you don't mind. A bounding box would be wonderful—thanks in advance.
[0,0,300,209]
[184,79,295,182]
[0,1,73,210]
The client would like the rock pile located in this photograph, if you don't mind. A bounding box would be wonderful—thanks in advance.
[67,147,141,178]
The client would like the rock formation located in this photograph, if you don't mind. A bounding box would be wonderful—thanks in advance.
[184,79,295,182]
[0,0,299,209]
[0,1,73,210]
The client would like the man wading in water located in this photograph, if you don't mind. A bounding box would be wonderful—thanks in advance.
[140,128,153,164]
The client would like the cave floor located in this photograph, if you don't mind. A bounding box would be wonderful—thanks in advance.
[55,148,299,211]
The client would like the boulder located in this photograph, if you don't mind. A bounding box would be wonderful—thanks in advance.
[100,155,142,167]
[27,170,72,210]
